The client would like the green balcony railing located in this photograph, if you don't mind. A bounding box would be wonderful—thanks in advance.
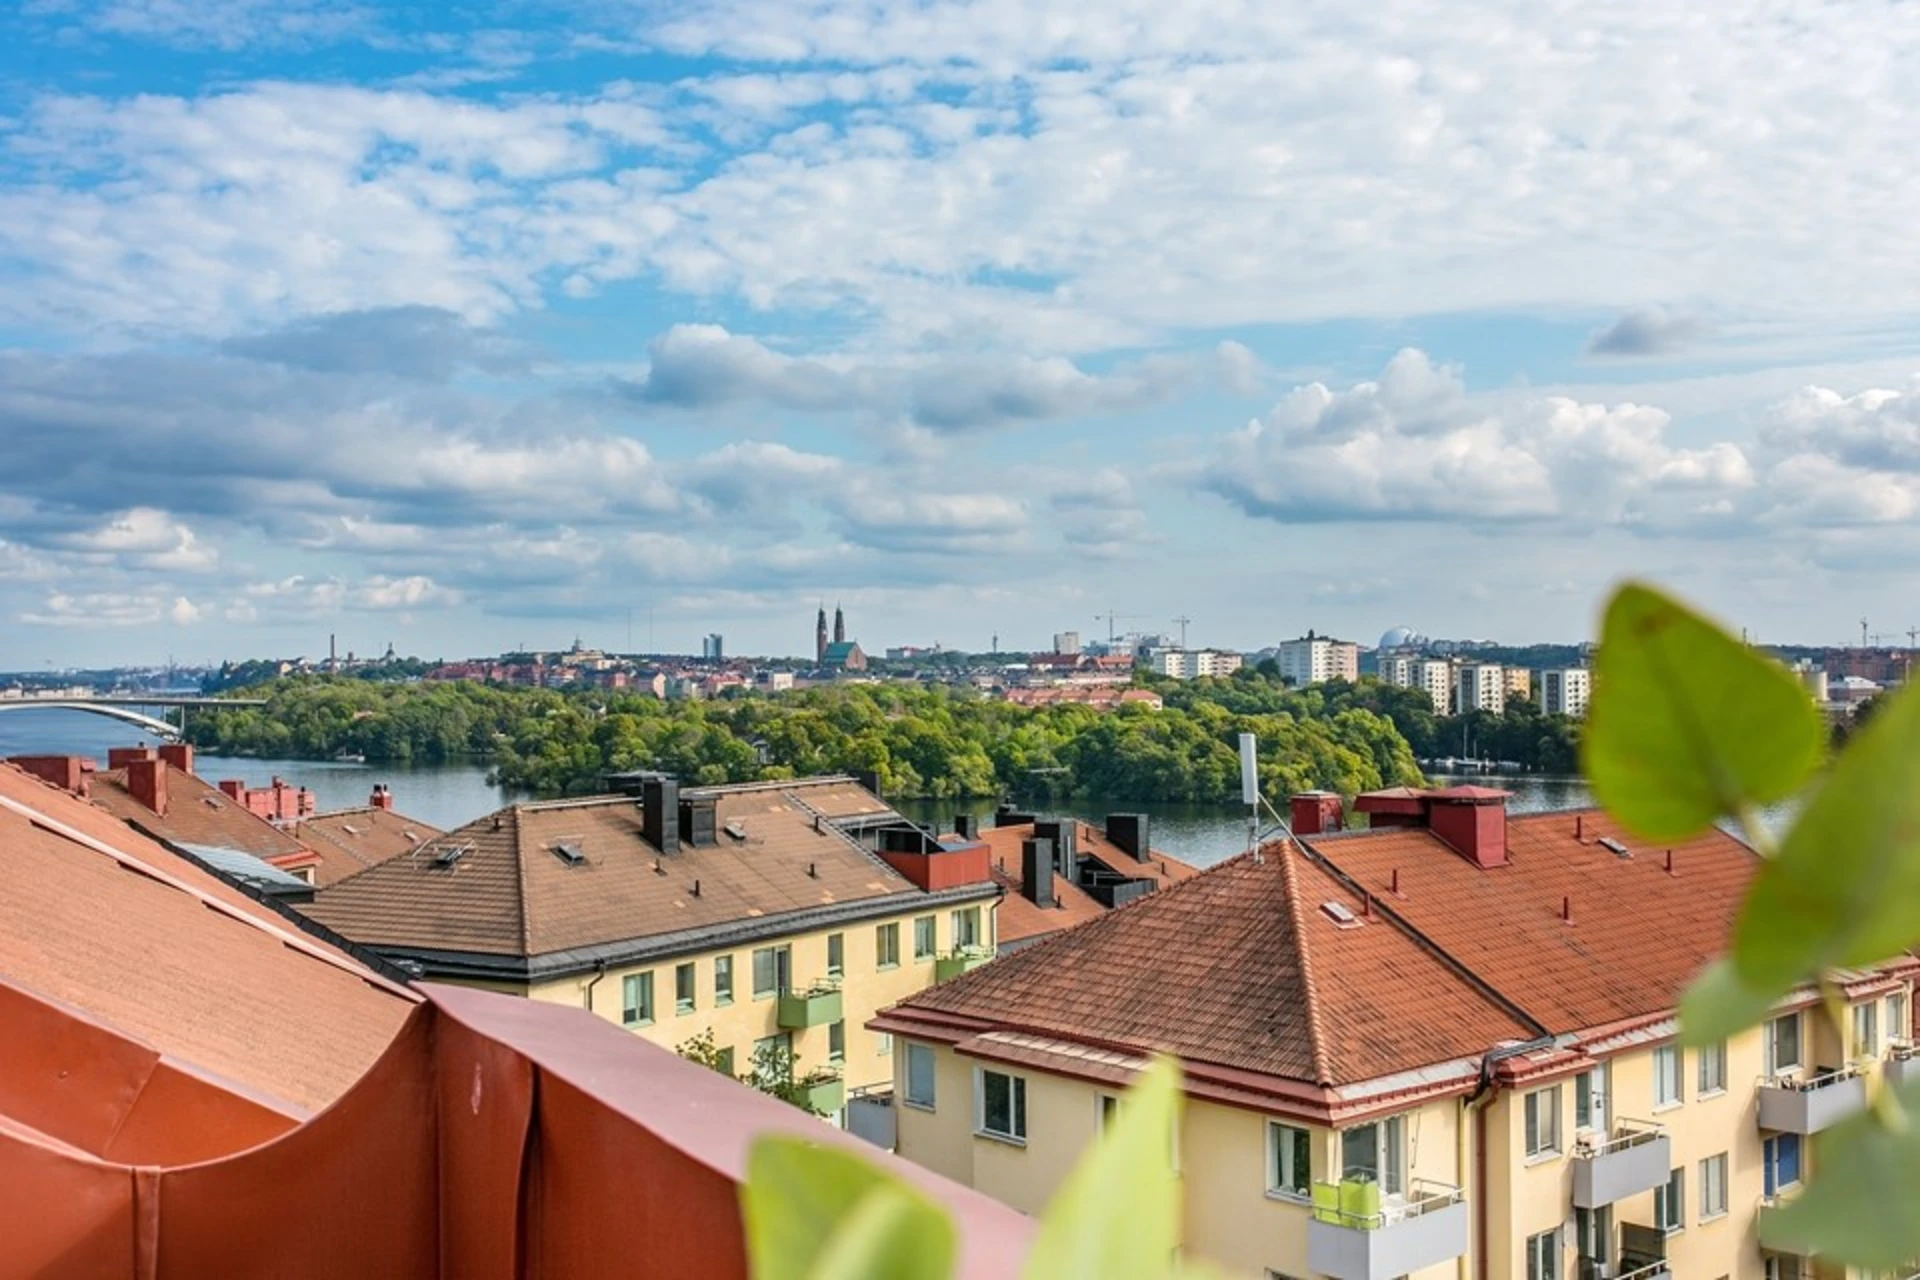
[800,1070,845,1115]
[776,982,843,1029]
[935,947,994,982]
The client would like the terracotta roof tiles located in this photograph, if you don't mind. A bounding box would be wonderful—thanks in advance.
[292,806,444,887]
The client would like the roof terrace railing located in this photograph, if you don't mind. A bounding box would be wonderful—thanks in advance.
[1572,1116,1665,1159]
[1761,1064,1861,1092]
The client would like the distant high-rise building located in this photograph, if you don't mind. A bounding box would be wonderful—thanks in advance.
[1455,663,1506,715]
[815,607,828,664]
[833,605,846,645]
[1540,668,1592,718]
[1502,667,1531,702]
[1275,633,1359,687]
[1148,649,1243,680]
[1383,655,1456,713]
[702,634,724,661]
[1053,631,1081,656]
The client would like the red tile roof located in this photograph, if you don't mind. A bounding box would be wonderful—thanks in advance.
[292,805,444,887]
[988,866,1108,944]
[91,762,318,865]
[969,818,1196,945]
[885,842,1533,1086]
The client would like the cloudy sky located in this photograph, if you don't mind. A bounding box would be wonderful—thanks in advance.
[4,0,1920,667]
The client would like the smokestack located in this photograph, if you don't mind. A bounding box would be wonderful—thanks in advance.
[1427,790,1510,869]
[370,784,394,811]
[157,743,194,776]
[125,757,167,817]
[642,777,679,854]
[1022,838,1055,908]
[107,746,156,771]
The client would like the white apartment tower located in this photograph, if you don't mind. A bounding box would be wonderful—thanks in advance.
[1455,663,1507,715]
[1151,649,1243,680]
[1540,667,1592,718]
[1383,655,1455,713]
[1275,633,1360,687]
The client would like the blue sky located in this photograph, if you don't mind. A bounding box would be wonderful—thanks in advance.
[4,0,1920,666]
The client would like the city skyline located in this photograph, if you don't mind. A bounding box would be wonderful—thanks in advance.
[6,2,1920,666]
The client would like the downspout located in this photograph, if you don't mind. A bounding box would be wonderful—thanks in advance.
[582,959,609,1014]
[1466,1037,1554,1280]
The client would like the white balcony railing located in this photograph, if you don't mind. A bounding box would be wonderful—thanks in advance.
[1572,1117,1665,1159]
[1310,1178,1464,1230]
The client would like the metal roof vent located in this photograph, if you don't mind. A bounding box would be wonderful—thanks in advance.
[431,842,472,869]
[724,819,748,841]
[551,840,586,867]
[1320,901,1361,927]
[1598,836,1630,858]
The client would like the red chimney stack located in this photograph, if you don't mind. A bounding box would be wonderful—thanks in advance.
[108,746,156,770]
[125,757,168,816]
[158,743,194,776]
[1289,792,1346,836]
[8,755,89,797]
[1425,788,1510,869]
[370,785,394,811]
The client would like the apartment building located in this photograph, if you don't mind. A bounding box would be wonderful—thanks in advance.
[1277,633,1361,687]
[304,774,1001,1124]
[1456,661,1508,714]
[875,785,1916,1280]
[1383,654,1456,713]
[1542,667,1593,718]
[1149,648,1244,679]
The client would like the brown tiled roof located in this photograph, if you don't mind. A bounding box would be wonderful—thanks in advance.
[888,842,1533,1086]
[292,806,444,887]
[92,764,316,863]
[1305,808,1759,1033]
[0,764,416,1115]
[988,866,1108,945]
[304,777,977,964]
[972,819,1197,890]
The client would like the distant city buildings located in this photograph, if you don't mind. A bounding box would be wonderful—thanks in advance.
[1540,667,1592,718]
[1381,654,1455,713]
[1275,632,1359,686]
[1052,631,1081,656]
[1453,662,1506,715]
[702,633,724,661]
[1147,648,1243,680]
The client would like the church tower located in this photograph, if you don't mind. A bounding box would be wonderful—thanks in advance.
[815,605,828,664]
[833,604,846,645]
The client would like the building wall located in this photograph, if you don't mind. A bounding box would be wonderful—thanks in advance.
[527,900,995,1101]
[1541,669,1592,718]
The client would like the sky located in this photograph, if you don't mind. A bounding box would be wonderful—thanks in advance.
[4,0,1920,667]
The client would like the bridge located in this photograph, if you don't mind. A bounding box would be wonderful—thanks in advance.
[0,696,266,742]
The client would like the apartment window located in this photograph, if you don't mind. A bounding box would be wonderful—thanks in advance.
[1524,1084,1562,1159]
[1889,991,1910,1045]
[1768,1011,1803,1076]
[1652,1044,1683,1109]
[1699,1153,1728,1220]
[1763,1133,1802,1197]
[876,922,901,969]
[826,932,844,979]
[876,1031,893,1057]
[714,1045,735,1076]
[674,962,696,1015]
[1340,1116,1404,1195]
[952,906,981,950]
[1853,1000,1880,1059]
[976,1068,1026,1142]
[829,1020,845,1064]
[752,1032,793,1087]
[1525,1228,1559,1280]
[1267,1121,1312,1199]
[1574,1065,1608,1131]
[913,914,937,960]
[621,972,654,1027]
[714,954,735,1006]
[1697,1040,1728,1095]
[1573,1208,1606,1267]
[751,945,791,999]
[903,1042,936,1109]
[1653,1167,1684,1234]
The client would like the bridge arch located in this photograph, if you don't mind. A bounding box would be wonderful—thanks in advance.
[0,702,182,741]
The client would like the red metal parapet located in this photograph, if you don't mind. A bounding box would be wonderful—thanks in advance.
[0,980,1033,1279]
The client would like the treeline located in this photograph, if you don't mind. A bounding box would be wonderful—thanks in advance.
[200,657,436,694]
[184,675,1428,801]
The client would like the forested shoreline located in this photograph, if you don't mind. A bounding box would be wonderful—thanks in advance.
[183,672,1579,802]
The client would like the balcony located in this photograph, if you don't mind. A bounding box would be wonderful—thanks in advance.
[936,946,994,982]
[1757,1066,1866,1134]
[1571,1118,1671,1208]
[1307,1178,1469,1280]
[1757,1193,1814,1259]
[800,1069,846,1115]
[776,981,843,1029]
[1887,1040,1920,1090]
[1579,1262,1672,1280]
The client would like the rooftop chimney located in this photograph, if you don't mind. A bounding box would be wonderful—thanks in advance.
[679,795,718,847]
[107,746,156,771]
[1105,813,1151,863]
[157,743,194,776]
[218,779,247,803]
[8,755,86,796]
[642,777,679,854]
[1022,838,1055,908]
[370,784,394,811]
[953,814,978,841]
[1426,789,1510,869]
[125,757,167,817]
[1289,792,1345,837]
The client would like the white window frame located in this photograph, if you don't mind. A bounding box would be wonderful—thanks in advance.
[1525,1227,1560,1280]
[826,932,845,979]
[1524,1084,1562,1160]
[1853,1000,1879,1060]
[713,953,734,1006]
[1266,1120,1313,1201]
[1652,1044,1683,1110]
[1653,1166,1684,1235]
[876,922,901,969]
[913,914,937,960]
[674,961,696,1015]
[1767,1011,1803,1077]
[1697,1040,1727,1096]
[1339,1116,1405,1195]
[1574,1064,1608,1133]
[828,1019,846,1064]
[1888,990,1910,1046]
[974,1067,1027,1144]
[952,907,981,950]
[902,1042,936,1110]
[621,972,653,1027]
[1699,1153,1728,1221]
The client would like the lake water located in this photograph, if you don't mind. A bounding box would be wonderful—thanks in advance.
[0,707,1776,862]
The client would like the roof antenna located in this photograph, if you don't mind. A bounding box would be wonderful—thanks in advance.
[1561,895,1574,924]
[1575,814,1584,842]
[691,879,701,898]
[1665,849,1676,876]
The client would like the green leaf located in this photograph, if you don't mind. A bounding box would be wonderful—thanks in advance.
[1677,957,1786,1046]
[1733,679,1920,987]
[742,1135,955,1280]
[1761,1084,1920,1266]
[1582,582,1822,841]
[1023,1057,1182,1280]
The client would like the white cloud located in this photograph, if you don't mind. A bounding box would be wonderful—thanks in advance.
[21,591,203,628]
[354,575,459,610]
[51,508,218,572]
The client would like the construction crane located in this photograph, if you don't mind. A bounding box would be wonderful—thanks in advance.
[1094,611,1143,644]
[1172,615,1193,648]
[1862,617,1870,649]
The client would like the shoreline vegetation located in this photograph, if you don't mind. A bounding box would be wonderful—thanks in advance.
[183,672,1579,803]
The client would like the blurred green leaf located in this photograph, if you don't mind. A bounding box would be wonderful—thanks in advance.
[1023,1057,1182,1280]
[743,1135,955,1280]
[1734,680,1920,988]
[1761,1084,1920,1266]
[1583,582,1822,841]
[1677,957,1785,1046]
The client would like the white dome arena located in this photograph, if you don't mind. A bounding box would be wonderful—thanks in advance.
[1379,626,1422,649]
